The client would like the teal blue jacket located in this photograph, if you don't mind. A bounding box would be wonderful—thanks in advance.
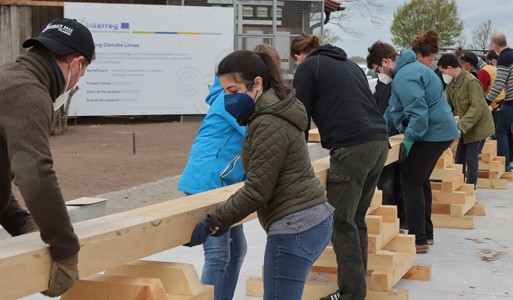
[385,50,459,142]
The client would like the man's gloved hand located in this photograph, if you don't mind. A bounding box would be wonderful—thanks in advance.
[184,215,227,247]
[41,254,79,297]
[19,217,38,234]
[399,140,414,162]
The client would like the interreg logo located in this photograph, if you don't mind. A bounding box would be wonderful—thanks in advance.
[86,22,130,31]
[43,24,73,36]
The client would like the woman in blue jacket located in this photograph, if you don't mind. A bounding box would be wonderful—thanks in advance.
[178,75,247,300]
[369,46,460,254]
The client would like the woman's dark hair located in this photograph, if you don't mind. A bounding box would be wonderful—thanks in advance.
[217,49,289,99]
[411,29,440,56]
[366,41,396,69]
[487,49,499,61]
[290,34,321,57]
[437,53,459,69]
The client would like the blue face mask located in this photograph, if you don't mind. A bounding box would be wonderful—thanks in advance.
[224,80,257,121]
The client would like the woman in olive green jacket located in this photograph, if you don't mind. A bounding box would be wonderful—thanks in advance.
[438,54,495,185]
[185,48,334,300]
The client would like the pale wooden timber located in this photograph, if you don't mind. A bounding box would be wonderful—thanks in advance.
[308,127,321,142]
[0,134,404,299]
[105,260,213,299]
[0,182,246,299]
[61,274,167,300]
[0,0,64,6]
[429,149,483,228]
[477,140,509,189]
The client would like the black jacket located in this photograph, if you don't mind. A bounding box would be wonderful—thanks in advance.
[293,44,388,149]
[373,80,392,116]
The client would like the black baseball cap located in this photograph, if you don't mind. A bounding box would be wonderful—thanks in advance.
[23,18,95,63]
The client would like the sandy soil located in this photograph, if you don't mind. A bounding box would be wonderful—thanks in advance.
[12,116,202,207]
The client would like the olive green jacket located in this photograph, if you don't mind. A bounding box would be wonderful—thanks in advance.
[211,88,327,232]
[445,69,495,144]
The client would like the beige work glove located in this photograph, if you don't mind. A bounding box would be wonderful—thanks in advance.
[41,254,79,297]
[19,217,38,234]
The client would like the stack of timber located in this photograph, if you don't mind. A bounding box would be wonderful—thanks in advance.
[429,149,484,229]
[477,140,513,189]
[62,260,214,299]
[247,134,431,300]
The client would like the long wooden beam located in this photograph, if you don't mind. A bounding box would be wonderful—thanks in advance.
[0,135,403,299]
[0,0,63,6]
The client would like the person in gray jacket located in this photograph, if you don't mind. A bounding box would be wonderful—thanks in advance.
[185,49,333,300]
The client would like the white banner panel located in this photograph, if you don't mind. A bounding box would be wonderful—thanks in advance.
[64,3,234,116]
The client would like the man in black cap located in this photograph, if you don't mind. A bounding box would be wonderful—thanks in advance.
[0,18,95,296]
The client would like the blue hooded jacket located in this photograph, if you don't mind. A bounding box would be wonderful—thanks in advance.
[178,76,246,194]
[385,50,459,142]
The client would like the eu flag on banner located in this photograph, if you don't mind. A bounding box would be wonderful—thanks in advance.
[121,23,130,29]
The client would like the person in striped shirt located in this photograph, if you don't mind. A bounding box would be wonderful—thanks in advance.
[486,33,513,172]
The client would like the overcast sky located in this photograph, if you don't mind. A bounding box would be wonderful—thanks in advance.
[329,0,513,58]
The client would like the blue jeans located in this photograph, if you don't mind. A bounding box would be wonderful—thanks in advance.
[263,215,333,300]
[201,224,247,300]
[455,138,485,185]
[496,102,513,171]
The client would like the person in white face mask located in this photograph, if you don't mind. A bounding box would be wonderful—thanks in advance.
[0,18,95,297]
[368,42,460,254]
[437,54,495,187]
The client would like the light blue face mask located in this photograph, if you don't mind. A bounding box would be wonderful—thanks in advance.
[224,80,258,121]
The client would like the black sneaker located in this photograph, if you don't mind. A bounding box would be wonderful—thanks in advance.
[320,290,342,300]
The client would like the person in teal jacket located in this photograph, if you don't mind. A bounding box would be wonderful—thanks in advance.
[178,75,247,300]
[378,48,459,253]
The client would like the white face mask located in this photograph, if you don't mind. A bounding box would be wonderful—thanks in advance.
[377,72,392,84]
[55,59,82,111]
[442,73,453,85]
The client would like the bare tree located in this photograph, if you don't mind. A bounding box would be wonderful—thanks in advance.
[323,27,342,44]
[311,0,385,37]
[469,19,497,51]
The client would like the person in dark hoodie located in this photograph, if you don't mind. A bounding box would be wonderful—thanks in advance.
[0,18,95,296]
[185,49,333,300]
[291,34,389,300]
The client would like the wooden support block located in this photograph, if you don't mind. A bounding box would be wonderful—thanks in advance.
[430,164,463,181]
[368,219,400,253]
[382,234,415,254]
[369,205,398,223]
[502,171,513,181]
[385,134,404,167]
[449,194,476,217]
[432,213,474,229]
[439,177,463,192]
[308,128,321,142]
[466,204,486,216]
[368,252,416,291]
[432,190,467,204]
[106,260,213,299]
[435,153,453,169]
[479,159,503,172]
[402,264,431,281]
[476,177,508,189]
[366,215,384,235]
[61,274,167,300]
[457,183,475,195]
